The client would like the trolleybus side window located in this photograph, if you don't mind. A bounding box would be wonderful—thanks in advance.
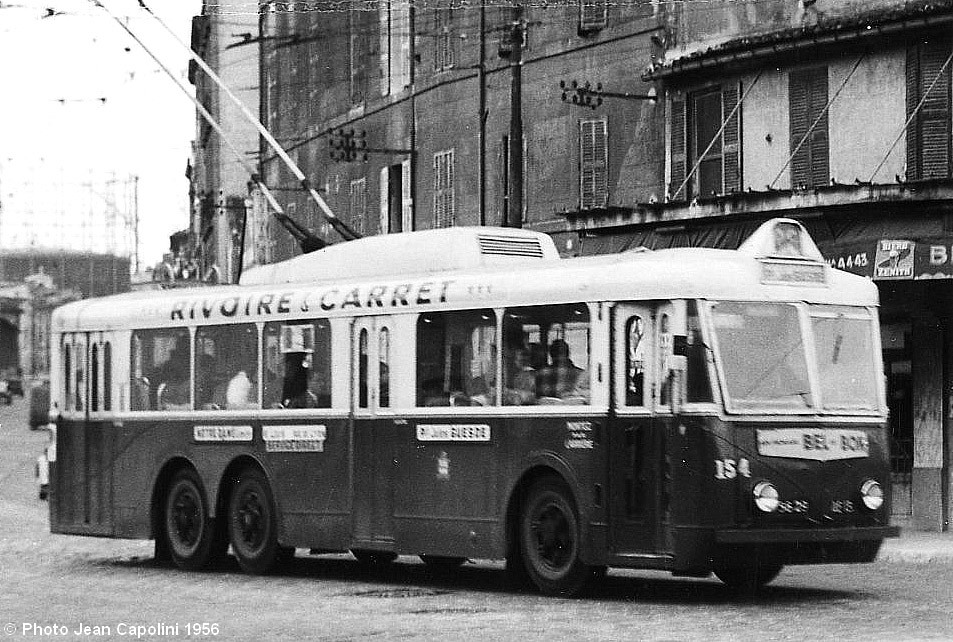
[657,313,671,408]
[103,342,112,411]
[63,342,71,411]
[358,328,369,408]
[263,320,332,409]
[503,303,591,405]
[686,300,713,403]
[74,338,85,412]
[379,326,390,408]
[417,309,497,407]
[130,328,190,411]
[91,343,99,412]
[195,323,258,410]
[809,306,878,411]
[625,315,646,406]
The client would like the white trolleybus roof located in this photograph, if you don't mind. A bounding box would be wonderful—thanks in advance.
[52,219,877,333]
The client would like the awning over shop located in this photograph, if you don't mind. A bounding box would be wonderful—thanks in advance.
[578,213,953,281]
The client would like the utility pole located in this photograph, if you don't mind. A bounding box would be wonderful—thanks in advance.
[478,3,486,226]
[506,7,525,229]
[133,175,139,274]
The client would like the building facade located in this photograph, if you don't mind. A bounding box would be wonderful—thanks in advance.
[197,0,953,530]
[250,0,663,263]
[189,0,262,284]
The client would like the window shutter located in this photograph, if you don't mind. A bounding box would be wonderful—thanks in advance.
[669,97,687,199]
[580,119,608,209]
[808,70,830,187]
[350,178,366,235]
[906,44,921,180]
[379,4,390,96]
[349,10,366,104]
[433,151,455,228]
[401,158,413,231]
[789,73,810,188]
[789,67,829,189]
[392,1,411,91]
[722,84,741,192]
[379,167,390,234]
[446,153,455,226]
[434,9,454,71]
[919,39,951,179]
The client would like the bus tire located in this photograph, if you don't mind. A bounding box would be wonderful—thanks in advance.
[714,561,783,592]
[519,477,592,597]
[162,468,219,571]
[228,467,279,575]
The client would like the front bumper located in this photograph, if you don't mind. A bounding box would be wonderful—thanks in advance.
[715,525,900,544]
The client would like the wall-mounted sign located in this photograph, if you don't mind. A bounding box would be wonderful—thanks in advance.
[823,237,953,281]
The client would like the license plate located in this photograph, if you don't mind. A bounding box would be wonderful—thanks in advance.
[756,428,869,461]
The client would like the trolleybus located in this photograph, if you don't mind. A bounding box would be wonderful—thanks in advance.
[48,218,898,595]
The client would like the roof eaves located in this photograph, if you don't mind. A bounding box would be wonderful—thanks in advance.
[643,2,953,81]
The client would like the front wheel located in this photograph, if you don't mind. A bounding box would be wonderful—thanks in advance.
[519,477,592,597]
[163,469,222,571]
[228,467,279,574]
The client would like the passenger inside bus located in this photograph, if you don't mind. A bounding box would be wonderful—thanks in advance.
[209,353,257,410]
[281,352,318,409]
[504,347,537,405]
[537,339,589,404]
[153,341,190,410]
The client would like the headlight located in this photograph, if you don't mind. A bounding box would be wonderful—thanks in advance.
[753,481,780,513]
[860,479,884,510]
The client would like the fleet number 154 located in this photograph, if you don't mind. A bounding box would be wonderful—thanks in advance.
[714,458,751,479]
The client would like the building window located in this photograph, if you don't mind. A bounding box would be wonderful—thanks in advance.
[434,149,455,228]
[669,84,741,199]
[789,66,830,189]
[906,38,952,181]
[579,0,607,33]
[380,0,412,95]
[349,7,368,105]
[580,118,608,209]
[434,7,454,71]
[350,178,367,235]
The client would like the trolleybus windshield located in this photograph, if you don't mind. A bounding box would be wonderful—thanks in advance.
[710,301,879,412]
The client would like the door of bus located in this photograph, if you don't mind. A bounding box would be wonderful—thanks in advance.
[608,303,673,557]
[351,316,396,545]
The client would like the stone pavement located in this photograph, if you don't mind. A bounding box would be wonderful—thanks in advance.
[877,529,953,564]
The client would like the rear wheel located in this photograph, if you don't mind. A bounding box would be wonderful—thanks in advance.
[163,469,222,571]
[519,477,592,597]
[714,561,784,592]
[228,467,279,574]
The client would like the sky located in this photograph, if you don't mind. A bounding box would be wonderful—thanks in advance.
[0,0,204,270]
